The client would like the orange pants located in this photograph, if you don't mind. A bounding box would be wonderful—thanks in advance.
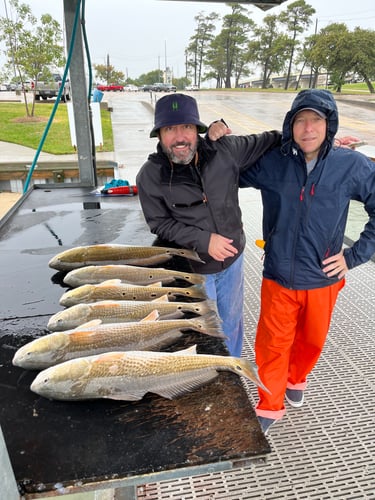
[255,278,345,420]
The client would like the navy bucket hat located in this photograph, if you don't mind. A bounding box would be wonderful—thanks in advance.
[150,93,208,138]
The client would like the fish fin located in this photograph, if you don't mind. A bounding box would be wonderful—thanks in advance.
[154,370,218,399]
[140,310,160,322]
[97,279,123,286]
[104,391,145,401]
[158,311,185,320]
[124,255,173,266]
[146,281,162,287]
[152,295,169,303]
[143,330,184,351]
[73,319,103,329]
[171,345,197,355]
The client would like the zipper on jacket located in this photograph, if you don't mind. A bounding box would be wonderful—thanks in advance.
[299,182,315,201]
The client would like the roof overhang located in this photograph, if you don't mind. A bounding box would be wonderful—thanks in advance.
[163,0,288,11]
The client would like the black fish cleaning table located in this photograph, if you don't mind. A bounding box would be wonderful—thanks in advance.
[0,187,270,499]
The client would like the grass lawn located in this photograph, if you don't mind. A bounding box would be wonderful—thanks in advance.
[0,101,114,154]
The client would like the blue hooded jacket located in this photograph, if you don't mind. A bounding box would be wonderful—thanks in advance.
[240,89,375,290]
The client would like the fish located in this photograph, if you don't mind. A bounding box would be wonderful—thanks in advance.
[59,279,207,306]
[13,312,225,370]
[63,265,206,288]
[48,244,204,271]
[47,298,218,331]
[30,345,270,401]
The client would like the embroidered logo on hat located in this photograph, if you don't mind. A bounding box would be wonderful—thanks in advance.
[150,93,208,138]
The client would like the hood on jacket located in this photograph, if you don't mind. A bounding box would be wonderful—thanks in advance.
[281,89,339,156]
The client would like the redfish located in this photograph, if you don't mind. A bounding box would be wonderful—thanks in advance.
[47,298,218,331]
[13,312,224,370]
[63,265,206,287]
[49,244,204,271]
[59,280,207,306]
[30,345,270,401]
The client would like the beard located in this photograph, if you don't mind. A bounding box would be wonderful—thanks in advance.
[161,140,198,165]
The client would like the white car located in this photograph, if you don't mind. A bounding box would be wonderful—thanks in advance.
[185,85,199,91]
[124,84,139,92]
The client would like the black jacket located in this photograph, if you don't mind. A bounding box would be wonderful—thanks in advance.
[136,131,280,274]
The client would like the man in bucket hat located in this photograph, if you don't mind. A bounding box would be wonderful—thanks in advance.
[136,93,280,357]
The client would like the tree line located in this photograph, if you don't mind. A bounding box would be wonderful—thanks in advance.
[185,1,375,93]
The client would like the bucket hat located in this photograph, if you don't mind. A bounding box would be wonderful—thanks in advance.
[150,93,207,138]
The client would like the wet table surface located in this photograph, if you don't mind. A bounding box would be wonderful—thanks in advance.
[0,187,270,497]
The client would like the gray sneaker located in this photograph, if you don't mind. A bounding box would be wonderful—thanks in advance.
[285,388,304,408]
[257,416,277,435]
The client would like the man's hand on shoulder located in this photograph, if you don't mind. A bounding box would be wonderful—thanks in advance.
[334,136,366,149]
[208,120,232,141]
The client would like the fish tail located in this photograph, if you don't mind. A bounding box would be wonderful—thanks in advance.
[189,312,225,338]
[184,284,208,299]
[200,299,219,315]
[174,249,205,263]
[235,358,271,394]
[182,273,206,285]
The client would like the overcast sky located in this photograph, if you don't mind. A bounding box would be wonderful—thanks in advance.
[0,0,374,81]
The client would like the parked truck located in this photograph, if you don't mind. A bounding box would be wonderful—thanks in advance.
[35,73,71,102]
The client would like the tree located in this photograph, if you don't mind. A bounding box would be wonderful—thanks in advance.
[0,0,66,117]
[278,0,315,90]
[93,63,125,85]
[136,70,162,86]
[186,11,219,88]
[248,14,291,89]
[204,38,227,88]
[215,3,255,88]
[350,27,375,93]
[307,23,352,92]
[296,34,322,89]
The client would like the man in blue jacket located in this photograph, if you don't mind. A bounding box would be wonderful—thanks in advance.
[211,89,375,434]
